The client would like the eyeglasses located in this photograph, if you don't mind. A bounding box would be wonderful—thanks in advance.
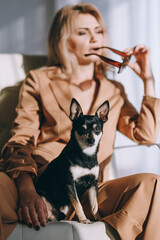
[85,46,132,74]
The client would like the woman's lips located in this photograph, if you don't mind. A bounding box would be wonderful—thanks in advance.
[91,47,101,51]
[92,47,101,50]
[85,47,102,56]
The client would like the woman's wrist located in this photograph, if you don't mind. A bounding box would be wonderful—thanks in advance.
[15,172,36,193]
[143,76,155,97]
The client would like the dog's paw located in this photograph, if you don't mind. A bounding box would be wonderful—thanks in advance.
[80,218,92,224]
[47,216,57,223]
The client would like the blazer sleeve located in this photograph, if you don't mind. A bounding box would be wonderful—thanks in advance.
[117,90,160,144]
[1,70,42,179]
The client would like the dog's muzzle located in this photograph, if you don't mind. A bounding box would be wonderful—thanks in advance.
[87,133,95,145]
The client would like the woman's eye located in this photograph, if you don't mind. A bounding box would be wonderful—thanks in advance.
[78,32,86,35]
[96,30,103,34]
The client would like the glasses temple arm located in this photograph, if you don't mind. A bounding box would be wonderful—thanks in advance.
[85,53,122,68]
[96,46,129,58]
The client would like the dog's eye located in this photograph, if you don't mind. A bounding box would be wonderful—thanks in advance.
[82,124,87,130]
[93,124,101,133]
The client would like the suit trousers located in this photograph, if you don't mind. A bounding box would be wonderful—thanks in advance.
[0,172,160,240]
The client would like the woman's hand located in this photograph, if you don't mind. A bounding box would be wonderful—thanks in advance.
[15,173,48,230]
[124,44,155,96]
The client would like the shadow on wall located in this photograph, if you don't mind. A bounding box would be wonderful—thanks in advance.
[0,0,55,54]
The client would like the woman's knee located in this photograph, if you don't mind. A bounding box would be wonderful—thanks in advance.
[135,172,160,183]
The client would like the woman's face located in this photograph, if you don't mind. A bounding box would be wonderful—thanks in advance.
[67,13,104,65]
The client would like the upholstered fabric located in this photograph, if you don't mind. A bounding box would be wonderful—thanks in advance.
[0,85,21,154]
[8,221,115,240]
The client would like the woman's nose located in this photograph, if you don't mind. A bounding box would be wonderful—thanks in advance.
[90,33,97,43]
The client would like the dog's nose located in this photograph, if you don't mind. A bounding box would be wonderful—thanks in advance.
[87,138,95,145]
[87,133,95,145]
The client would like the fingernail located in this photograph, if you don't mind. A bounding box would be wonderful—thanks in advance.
[35,225,40,231]
[28,223,33,228]
[41,222,46,227]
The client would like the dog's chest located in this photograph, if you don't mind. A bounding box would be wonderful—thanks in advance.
[69,165,99,182]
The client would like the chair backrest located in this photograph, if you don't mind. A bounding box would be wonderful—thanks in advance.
[0,54,47,91]
[0,54,47,155]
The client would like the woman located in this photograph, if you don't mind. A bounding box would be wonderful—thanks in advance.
[0,3,160,240]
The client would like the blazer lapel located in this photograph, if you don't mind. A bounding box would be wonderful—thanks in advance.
[89,75,113,114]
[49,74,114,117]
[49,79,73,117]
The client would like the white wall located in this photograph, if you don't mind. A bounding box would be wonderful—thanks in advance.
[0,0,81,54]
[0,0,55,54]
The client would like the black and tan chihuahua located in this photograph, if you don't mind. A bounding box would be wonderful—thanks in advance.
[36,98,109,224]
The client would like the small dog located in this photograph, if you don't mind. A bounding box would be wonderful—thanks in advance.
[36,98,109,224]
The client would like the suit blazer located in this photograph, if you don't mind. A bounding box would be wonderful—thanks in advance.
[1,67,160,182]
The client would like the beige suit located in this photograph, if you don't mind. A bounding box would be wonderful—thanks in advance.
[1,67,160,239]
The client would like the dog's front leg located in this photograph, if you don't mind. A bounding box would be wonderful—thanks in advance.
[67,185,91,224]
[88,185,101,221]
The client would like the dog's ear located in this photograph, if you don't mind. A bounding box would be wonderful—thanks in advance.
[95,100,109,122]
[69,98,83,121]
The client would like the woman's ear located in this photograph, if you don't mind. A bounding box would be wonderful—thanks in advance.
[95,100,109,122]
[69,98,83,121]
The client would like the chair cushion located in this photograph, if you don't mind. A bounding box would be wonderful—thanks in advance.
[7,221,115,240]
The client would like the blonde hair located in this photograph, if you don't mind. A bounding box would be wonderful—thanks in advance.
[47,3,108,79]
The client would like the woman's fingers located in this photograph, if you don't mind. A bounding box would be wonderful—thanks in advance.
[17,208,23,223]
[20,203,46,230]
[35,200,48,227]
[123,48,133,56]
[29,205,41,230]
[123,45,150,57]
[22,205,33,228]
[123,45,153,82]
[133,44,149,54]
[17,190,48,230]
